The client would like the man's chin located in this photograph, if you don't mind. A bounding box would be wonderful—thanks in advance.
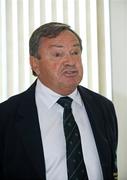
[58,81,79,91]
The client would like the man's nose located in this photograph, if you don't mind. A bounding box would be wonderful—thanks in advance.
[63,54,75,65]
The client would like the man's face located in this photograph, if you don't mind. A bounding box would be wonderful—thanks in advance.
[30,30,83,95]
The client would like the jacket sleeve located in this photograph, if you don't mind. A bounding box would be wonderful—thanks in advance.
[0,99,15,179]
[0,103,6,179]
[104,101,118,180]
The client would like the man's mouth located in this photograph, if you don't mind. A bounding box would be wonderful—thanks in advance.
[63,70,78,77]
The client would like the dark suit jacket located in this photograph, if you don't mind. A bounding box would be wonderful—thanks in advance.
[0,81,118,179]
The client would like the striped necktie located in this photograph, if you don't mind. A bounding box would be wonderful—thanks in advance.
[57,97,89,180]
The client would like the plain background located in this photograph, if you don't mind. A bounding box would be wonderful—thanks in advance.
[110,0,127,179]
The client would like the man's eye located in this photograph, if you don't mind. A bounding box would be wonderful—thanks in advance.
[50,51,64,58]
[55,53,61,57]
[71,51,80,55]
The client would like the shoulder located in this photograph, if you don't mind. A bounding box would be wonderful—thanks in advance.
[78,85,118,139]
[0,93,24,115]
[0,81,36,117]
[0,81,37,136]
[78,85,117,125]
[78,85,113,106]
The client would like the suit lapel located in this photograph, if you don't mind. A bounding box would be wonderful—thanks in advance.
[15,82,46,179]
[78,86,112,180]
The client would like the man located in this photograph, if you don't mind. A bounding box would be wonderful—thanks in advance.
[0,22,118,180]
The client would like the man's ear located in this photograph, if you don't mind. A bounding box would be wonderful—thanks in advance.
[30,56,40,76]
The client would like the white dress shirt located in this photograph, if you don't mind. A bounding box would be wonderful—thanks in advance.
[35,79,103,180]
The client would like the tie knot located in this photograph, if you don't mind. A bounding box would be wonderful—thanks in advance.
[57,97,73,109]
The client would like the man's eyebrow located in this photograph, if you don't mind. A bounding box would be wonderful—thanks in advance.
[73,43,80,47]
[49,43,80,48]
[49,45,64,48]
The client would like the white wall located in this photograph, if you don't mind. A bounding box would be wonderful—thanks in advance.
[110,0,127,179]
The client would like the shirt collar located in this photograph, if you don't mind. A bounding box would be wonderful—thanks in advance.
[36,79,82,109]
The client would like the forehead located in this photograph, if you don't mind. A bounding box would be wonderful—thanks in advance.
[39,30,80,48]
